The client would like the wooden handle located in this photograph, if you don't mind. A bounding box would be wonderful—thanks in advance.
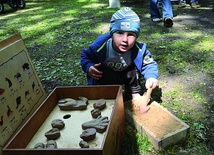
[145,87,152,105]
[139,88,153,114]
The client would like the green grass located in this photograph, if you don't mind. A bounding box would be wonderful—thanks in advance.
[0,0,213,154]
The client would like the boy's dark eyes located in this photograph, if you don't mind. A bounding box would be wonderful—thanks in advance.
[117,31,124,35]
[116,31,136,37]
[128,33,135,37]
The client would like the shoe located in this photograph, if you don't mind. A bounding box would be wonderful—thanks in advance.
[178,2,186,8]
[152,18,162,22]
[191,2,200,8]
[164,17,173,28]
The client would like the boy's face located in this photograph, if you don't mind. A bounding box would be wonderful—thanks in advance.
[112,31,137,53]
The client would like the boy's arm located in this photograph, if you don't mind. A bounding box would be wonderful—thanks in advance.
[80,47,96,74]
[80,33,111,74]
[134,44,158,80]
[141,49,159,89]
[141,54,158,81]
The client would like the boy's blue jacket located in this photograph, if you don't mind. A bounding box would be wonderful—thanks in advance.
[80,33,158,85]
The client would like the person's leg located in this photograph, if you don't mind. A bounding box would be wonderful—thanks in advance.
[190,0,198,3]
[161,0,173,27]
[150,0,161,21]
[124,69,143,100]
[161,0,173,19]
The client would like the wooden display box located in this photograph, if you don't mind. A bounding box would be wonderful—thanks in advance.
[3,85,125,155]
[125,101,190,150]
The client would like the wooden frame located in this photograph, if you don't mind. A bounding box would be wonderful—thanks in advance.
[3,85,125,155]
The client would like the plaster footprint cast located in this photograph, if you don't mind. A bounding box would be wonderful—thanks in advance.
[79,140,89,148]
[91,108,101,118]
[46,140,57,148]
[80,128,96,141]
[82,116,109,133]
[51,119,65,129]
[58,96,88,110]
[45,128,60,140]
[93,99,106,110]
[34,142,45,149]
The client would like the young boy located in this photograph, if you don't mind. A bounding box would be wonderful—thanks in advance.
[80,7,158,111]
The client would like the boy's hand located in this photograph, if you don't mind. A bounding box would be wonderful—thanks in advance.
[145,78,158,89]
[88,63,103,80]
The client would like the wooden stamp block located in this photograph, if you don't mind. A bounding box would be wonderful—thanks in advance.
[125,101,190,150]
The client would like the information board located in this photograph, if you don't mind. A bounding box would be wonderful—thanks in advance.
[0,34,46,155]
